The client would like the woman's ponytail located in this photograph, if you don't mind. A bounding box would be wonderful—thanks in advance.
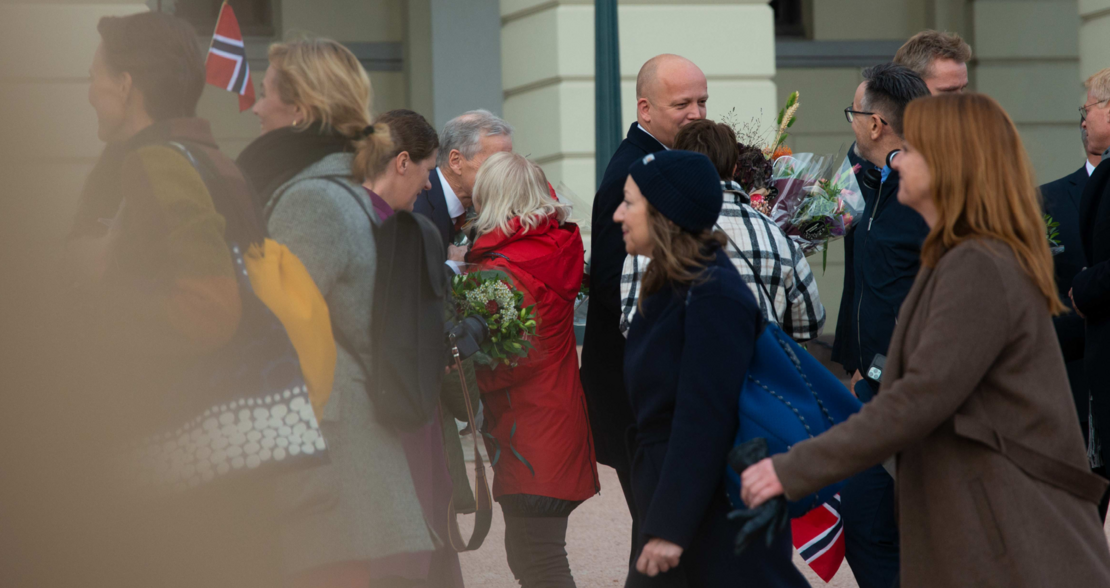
[351,121,393,184]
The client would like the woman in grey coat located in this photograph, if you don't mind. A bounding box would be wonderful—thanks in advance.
[238,38,434,587]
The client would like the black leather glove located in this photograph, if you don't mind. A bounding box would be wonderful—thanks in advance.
[726,438,790,556]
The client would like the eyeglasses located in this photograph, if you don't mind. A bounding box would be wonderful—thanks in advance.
[845,106,888,126]
[1080,102,1103,122]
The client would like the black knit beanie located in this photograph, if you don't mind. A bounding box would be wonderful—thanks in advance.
[628,150,723,233]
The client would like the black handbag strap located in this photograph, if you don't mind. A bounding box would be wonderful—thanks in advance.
[319,177,382,393]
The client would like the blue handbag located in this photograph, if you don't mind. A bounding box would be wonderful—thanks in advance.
[723,322,862,517]
[714,228,862,518]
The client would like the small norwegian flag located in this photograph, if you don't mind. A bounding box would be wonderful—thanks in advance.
[205,2,255,112]
[792,493,846,582]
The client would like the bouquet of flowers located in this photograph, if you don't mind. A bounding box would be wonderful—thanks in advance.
[723,92,801,216]
[769,152,865,269]
[450,270,538,368]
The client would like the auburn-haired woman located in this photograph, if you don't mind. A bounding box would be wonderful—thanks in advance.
[237,38,435,588]
[615,150,808,587]
[466,152,598,587]
[741,93,1110,587]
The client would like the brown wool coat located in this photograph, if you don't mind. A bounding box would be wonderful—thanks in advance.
[774,239,1110,588]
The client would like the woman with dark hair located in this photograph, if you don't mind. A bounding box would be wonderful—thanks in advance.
[615,150,809,587]
[362,109,440,216]
[66,11,274,588]
[741,93,1110,587]
[237,39,434,588]
[359,108,468,588]
[73,11,263,432]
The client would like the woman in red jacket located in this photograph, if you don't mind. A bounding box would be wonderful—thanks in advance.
[466,152,599,588]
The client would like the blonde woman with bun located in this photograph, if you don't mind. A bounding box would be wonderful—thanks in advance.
[236,38,435,588]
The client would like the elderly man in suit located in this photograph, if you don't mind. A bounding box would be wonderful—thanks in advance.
[1068,68,1110,521]
[579,53,707,567]
[413,109,513,266]
[1042,68,1110,463]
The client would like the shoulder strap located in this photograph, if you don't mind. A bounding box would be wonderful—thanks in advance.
[447,347,493,551]
[715,224,781,325]
[324,177,377,224]
[320,176,384,401]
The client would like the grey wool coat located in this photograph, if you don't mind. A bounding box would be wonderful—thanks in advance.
[774,239,1110,588]
[265,153,433,574]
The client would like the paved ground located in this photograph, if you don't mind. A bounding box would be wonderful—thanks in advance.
[459,454,1110,587]
[458,458,857,587]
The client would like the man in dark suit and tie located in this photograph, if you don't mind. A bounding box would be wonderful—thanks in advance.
[1062,68,1110,520]
[1041,130,1099,443]
[413,109,513,268]
[580,53,707,566]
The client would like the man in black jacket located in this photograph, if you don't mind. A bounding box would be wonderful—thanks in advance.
[1041,90,1107,447]
[1069,68,1110,520]
[830,63,929,588]
[580,53,707,564]
[413,110,513,265]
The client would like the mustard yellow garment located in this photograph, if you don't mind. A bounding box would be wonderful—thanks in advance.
[245,239,335,420]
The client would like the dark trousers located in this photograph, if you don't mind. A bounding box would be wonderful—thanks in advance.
[840,464,900,588]
[503,513,576,588]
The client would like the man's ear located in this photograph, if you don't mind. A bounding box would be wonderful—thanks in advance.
[448,149,465,175]
[870,115,884,141]
[637,97,651,124]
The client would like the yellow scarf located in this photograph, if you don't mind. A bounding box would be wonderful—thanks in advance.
[244,239,335,421]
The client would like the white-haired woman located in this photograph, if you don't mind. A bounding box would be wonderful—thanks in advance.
[465,152,598,587]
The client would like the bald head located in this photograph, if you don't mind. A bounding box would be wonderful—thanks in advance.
[635,54,708,148]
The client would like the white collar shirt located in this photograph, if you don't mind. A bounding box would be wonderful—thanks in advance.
[1087,159,1097,177]
[437,167,466,220]
[637,123,669,150]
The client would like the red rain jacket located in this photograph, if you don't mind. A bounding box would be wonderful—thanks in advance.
[467,216,599,502]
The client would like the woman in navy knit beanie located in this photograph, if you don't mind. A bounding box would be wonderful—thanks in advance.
[615,150,809,587]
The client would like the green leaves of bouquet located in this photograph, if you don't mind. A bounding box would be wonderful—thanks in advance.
[451,270,538,369]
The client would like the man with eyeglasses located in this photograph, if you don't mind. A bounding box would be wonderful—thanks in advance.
[829,62,929,588]
[1044,68,1110,522]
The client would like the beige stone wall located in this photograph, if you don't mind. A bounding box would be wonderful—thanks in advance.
[974,0,1083,185]
[1080,0,1110,89]
[501,0,778,244]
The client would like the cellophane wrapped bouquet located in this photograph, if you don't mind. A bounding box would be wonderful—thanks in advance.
[769,153,865,268]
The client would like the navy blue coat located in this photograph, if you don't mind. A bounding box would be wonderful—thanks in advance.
[412,168,454,252]
[831,167,929,395]
[1040,165,1090,437]
[623,249,808,587]
[581,123,666,471]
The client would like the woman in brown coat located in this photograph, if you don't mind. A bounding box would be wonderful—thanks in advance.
[741,93,1110,587]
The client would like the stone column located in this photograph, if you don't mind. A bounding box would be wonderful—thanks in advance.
[500,0,778,247]
[1080,0,1110,89]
